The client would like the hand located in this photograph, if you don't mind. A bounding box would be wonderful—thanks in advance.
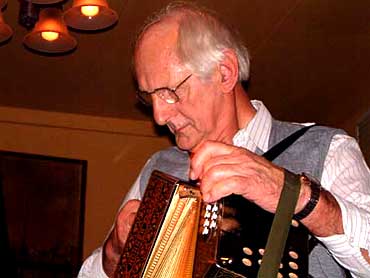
[190,141,285,213]
[103,199,141,277]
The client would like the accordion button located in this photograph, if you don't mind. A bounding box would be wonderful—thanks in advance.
[210,220,217,228]
[258,248,265,256]
[203,219,210,227]
[289,251,299,259]
[291,219,299,227]
[242,258,252,267]
[206,204,212,211]
[277,273,283,278]
[212,204,218,212]
[243,247,253,255]
[289,261,299,270]
[288,273,298,278]
[202,227,209,235]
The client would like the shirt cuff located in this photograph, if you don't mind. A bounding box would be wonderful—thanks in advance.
[317,193,370,252]
[337,195,370,249]
[316,196,370,277]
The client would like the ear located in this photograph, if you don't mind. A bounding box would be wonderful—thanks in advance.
[218,49,239,93]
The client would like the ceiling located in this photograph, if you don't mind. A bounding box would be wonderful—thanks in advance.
[0,0,369,136]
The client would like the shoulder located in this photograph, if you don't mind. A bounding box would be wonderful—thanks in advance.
[271,119,347,142]
[270,120,348,179]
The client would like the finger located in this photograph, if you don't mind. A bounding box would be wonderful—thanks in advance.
[190,141,236,179]
[127,211,137,227]
[201,175,248,202]
[118,199,141,219]
[203,170,284,213]
[114,199,141,248]
[201,153,253,178]
[116,199,140,228]
[200,156,257,192]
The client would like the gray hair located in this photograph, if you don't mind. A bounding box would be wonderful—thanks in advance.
[136,2,250,81]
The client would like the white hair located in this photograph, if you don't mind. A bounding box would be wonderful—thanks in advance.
[136,2,250,81]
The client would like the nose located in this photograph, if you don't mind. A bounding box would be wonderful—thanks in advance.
[152,94,176,126]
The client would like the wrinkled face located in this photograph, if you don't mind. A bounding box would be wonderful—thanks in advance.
[134,21,231,151]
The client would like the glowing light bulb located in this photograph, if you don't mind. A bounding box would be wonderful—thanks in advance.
[81,5,100,17]
[41,31,59,41]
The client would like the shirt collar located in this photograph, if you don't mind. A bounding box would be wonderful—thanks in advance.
[233,100,272,153]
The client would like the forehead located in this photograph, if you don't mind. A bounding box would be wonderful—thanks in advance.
[134,21,185,83]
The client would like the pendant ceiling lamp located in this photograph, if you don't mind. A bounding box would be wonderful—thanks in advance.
[0,10,13,43]
[23,8,77,53]
[64,0,118,31]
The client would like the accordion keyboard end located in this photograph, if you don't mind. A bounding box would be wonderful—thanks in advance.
[179,184,202,199]
[142,184,202,278]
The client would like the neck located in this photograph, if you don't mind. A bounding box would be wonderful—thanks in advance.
[215,82,256,145]
[234,82,256,129]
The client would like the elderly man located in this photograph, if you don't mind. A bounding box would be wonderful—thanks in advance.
[78,2,370,278]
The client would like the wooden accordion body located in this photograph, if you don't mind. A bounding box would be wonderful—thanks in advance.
[115,170,308,278]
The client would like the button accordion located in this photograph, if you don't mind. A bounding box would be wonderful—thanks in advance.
[115,170,308,278]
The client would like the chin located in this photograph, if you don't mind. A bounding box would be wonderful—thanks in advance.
[175,135,198,151]
[176,141,194,151]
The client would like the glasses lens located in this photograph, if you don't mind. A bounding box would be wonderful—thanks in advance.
[158,89,178,104]
[136,88,180,106]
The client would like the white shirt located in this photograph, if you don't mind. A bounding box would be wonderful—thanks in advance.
[78,101,370,278]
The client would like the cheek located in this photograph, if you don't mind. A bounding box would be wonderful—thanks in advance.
[179,83,219,131]
[180,107,214,133]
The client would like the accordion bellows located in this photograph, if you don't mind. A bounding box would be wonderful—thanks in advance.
[115,170,308,278]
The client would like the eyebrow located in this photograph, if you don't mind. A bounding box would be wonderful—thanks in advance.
[139,74,192,94]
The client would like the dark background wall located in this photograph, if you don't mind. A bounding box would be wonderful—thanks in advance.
[0,0,369,136]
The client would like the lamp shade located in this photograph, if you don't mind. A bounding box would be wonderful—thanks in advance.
[64,0,118,31]
[0,10,13,43]
[23,8,77,53]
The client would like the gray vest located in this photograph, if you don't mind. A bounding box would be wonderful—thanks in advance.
[139,120,348,278]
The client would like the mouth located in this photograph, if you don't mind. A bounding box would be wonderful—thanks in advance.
[167,122,188,134]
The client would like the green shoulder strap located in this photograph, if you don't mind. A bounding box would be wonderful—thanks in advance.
[257,124,316,277]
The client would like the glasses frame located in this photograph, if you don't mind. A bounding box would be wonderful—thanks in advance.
[136,74,192,106]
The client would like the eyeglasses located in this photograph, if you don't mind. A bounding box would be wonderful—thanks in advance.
[136,74,192,106]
